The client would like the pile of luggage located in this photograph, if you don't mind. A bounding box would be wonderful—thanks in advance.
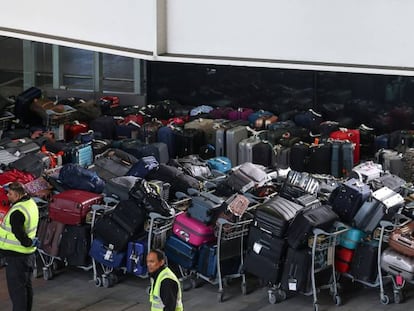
[1,87,414,307]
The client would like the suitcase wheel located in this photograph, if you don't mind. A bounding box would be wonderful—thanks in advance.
[380,294,390,305]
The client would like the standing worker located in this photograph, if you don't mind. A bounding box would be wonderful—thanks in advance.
[0,182,39,311]
[147,249,184,311]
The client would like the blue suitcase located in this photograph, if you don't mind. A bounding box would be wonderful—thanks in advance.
[126,240,147,276]
[339,227,366,249]
[89,239,126,268]
[197,244,240,278]
[331,141,354,178]
[157,125,177,159]
[73,143,93,167]
[206,156,232,173]
[164,235,198,269]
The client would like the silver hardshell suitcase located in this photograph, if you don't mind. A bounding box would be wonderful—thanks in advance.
[381,248,414,281]
[226,126,248,167]
[238,137,260,165]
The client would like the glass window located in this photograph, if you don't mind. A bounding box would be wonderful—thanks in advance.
[34,42,53,88]
[60,46,94,91]
[102,53,134,93]
[0,36,23,94]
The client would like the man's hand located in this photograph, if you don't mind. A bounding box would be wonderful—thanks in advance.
[31,237,40,248]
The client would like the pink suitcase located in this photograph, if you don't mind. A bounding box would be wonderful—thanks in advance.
[173,212,216,246]
[49,190,103,225]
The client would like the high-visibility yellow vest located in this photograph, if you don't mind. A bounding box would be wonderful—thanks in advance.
[150,267,183,311]
[0,199,39,254]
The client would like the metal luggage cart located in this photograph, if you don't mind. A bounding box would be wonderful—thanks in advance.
[196,214,253,302]
[337,215,411,305]
[309,226,349,311]
[376,215,412,305]
[90,199,175,288]
[274,223,348,311]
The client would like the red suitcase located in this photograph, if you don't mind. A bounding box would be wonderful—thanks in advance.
[64,121,89,141]
[173,212,216,247]
[0,187,9,224]
[335,246,354,273]
[330,129,360,164]
[49,190,103,225]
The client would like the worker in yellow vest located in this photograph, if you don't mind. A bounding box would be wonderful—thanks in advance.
[0,182,39,311]
[147,249,183,311]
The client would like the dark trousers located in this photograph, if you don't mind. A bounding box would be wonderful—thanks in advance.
[5,254,35,311]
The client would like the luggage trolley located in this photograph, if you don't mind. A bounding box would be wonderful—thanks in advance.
[276,224,349,311]
[377,215,412,305]
[197,213,253,302]
[90,200,175,288]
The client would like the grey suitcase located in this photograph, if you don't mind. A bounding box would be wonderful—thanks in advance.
[238,136,260,165]
[215,120,248,158]
[0,148,19,165]
[226,126,248,167]
[381,248,414,281]
[272,145,290,169]
[104,176,139,200]
[187,191,225,225]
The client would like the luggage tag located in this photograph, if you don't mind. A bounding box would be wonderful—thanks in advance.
[253,242,263,255]
[396,275,404,287]
[288,279,298,291]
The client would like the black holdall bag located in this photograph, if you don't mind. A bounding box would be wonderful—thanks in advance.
[129,178,174,217]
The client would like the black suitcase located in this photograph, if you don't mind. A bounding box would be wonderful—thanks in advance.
[254,196,304,238]
[58,224,91,266]
[252,142,273,167]
[174,128,206,158]
[289,142,310,172]
[109,199,146,236]
[349,240,379,283]
[287,205,338,249]
[281,247,312,293]
[93,216,131,251]
[89,116,117,139]
[243,226,287,283]
[308,143,332,174]
[329,178,371,223]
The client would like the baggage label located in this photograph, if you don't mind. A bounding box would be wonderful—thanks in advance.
[253,242,263,254]
[288,279,297,291]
